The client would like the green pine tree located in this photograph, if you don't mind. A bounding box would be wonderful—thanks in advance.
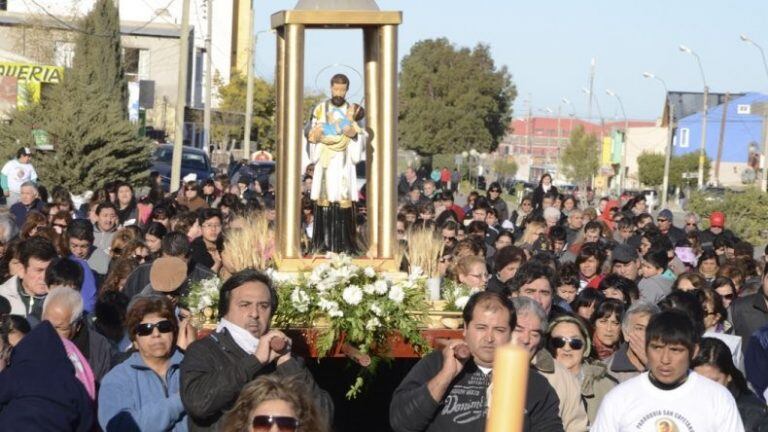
[0,0,150,193]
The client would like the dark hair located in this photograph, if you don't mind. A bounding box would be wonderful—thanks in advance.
[646,309,701,356]
[570,288,605,313]
[161,231,190,258]
[330,73,349,87]
[576,242,606,268]
[494,245,527,273]
[557,262,580,288]
[94,291,130,343]
[548,226,567,243]
[19,237,57,267]
[617,218,635,231]
[696,288,728,327]
[145,222,168,240]
[462,291,517,329]
[538,173,552,186]
[125,296,178,342]
[643,248,669,271]
[96,201,118,215]
[197,208,222,225]
[467,221,488,235]
[590,298,626,324]
[710,276,736,294]
[657,291,705,336]
[584,220,603,234]
[692,337,751,397]
[218,269,277,319]
[598,274,639,307]
[713,234,734,250]
[45,258,84,290]
[697,249,719,270]
[508,261,555,295]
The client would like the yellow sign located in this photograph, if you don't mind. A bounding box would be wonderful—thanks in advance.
[0,62,63,83]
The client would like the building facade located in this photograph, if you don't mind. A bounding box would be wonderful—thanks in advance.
[673,92,768,187]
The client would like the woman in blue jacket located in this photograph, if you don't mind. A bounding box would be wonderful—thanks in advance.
[98,296,188,431]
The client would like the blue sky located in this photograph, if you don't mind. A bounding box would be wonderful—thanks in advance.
[252,1,768,122]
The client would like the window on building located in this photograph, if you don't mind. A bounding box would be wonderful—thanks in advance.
[124,48,150,82]
[53,41,76,68]
[680,128,690,148]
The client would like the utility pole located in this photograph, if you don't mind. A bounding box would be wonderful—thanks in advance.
[242,1,255,161]
[698,86,709,189]
[661,103,674,208]
[715,93,730,185]
[171,0,191,193]
[203,0,213,154]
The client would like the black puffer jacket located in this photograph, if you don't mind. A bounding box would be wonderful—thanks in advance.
[180,328,333,432]
[735,389,768,432]
[389,349,564,432]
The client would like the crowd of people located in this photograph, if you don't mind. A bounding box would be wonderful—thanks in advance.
[1,141,768,431]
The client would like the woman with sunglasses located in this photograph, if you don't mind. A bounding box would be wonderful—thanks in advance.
[98,296,188,431]
[547,315,617,424]
[486,182,509,222]
[711,276,737,310]
[221,374,328,432]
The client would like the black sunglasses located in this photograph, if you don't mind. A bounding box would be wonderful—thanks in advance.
[252,415,299,432]
[549,336,584,350]
[135,320,174,337]
[721,293,735,300]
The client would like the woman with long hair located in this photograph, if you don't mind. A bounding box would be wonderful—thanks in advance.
[532,173,557,210]
[221,374,329,432]
[590,298,625,361]
[113,181,138,226]
[576,242,606,290]
[692,338,768,432]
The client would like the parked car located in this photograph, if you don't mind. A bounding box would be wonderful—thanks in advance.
[150,144,214,190]
[229,160,276,192]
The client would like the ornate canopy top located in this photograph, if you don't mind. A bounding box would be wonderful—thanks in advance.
[294,0,379,10]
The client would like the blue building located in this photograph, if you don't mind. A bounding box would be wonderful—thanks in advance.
[673,92,768,186]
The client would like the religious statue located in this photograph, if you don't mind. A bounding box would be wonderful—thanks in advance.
[306,73,367,254]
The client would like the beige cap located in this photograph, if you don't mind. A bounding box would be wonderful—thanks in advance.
[149,256,188,293]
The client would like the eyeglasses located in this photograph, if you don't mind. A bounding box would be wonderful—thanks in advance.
[252,415,300,432]
[720,293,735,301]
[134,320,174,337]
[685,223,697,226]
[134,254,150,263]
[468,272,489,280]
[549,336,584,350]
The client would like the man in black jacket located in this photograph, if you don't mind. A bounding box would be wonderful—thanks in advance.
[122,232,215,300]
[180,269,333,431]
[733,268,768,353]
[389,291,563,432]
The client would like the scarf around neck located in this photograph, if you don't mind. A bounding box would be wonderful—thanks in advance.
[217,318,260,354]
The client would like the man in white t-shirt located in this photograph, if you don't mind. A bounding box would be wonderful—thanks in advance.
[592,310,744,432]
[1,147,37,207]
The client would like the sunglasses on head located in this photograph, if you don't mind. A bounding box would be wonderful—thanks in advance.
[252,415,299,432]
[135,320,174,337]
[549,336,584,350]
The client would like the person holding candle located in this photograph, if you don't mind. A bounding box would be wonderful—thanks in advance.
[389,291,564,432]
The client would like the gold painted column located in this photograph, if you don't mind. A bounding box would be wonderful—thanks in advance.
[363,28,381,257]
[378,24,397,259]
[276,23,305,259]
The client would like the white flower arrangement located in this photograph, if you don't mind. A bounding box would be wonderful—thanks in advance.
[184,277,222,323]
[273,253,429,398]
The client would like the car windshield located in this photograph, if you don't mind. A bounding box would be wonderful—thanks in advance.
[153,148,208,171]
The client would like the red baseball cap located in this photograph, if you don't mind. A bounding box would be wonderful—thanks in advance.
[710,211,725,228]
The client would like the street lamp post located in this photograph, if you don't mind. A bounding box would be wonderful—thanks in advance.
[741,34,768,83]
[643,72,674,209]
[679,44,709,189]
[606,89,628,193]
